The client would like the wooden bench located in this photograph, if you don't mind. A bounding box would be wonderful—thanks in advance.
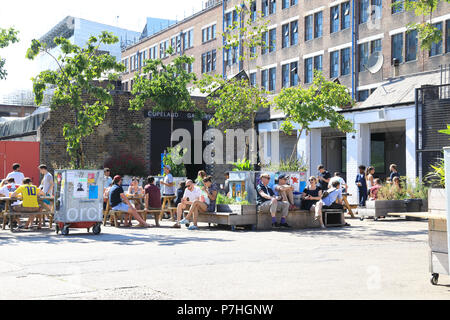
[196,211,257,231]
[4,211,44,232]
[256,209,320,230]
[103,200,161,227]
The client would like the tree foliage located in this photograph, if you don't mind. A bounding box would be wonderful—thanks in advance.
[222,0,269,73]
[26,31,125,168]
[274,71,355,161]
[397,0,450,50]
[129,46,197,114]
[0,27,19,80]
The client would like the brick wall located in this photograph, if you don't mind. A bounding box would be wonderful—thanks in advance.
[37,90,251,185]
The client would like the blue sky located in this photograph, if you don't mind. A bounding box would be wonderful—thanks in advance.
[0,0,203,96]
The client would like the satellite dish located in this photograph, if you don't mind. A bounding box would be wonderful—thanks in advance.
[366,51,384,74]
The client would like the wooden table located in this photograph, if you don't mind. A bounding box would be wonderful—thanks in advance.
[0,196,55,230]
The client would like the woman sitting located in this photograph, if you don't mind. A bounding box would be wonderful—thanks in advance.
[127,177,144,210]
[301,176,322,212]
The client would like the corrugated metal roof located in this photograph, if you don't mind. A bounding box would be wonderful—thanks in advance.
[359,70,442,109]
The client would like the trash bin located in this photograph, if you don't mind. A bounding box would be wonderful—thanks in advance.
[404,199,423,221]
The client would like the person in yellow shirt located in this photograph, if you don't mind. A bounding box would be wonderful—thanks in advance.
[11,178,44,229]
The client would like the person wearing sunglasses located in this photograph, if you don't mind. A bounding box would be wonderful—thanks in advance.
[256,173,290,228]
[301,176,322,212]
[173,179,202,228]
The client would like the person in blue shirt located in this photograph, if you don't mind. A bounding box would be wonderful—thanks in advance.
[314,180,350,229]
[389,164,400,182]
[355,165,367,207]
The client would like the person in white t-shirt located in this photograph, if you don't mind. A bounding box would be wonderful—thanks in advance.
[328,172,347,193]
[38,164,54,212]
[6,163,25,186]
[172,179,202,228]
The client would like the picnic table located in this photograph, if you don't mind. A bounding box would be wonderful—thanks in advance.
[0,196,55,231]
[160,195,176,221]
[103,195,161,227]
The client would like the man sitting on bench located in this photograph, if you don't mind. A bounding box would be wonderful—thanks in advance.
[179,176,218,230]
[109,175,150,228]
[172,179,202,229]
[257,173,290,228]
[11,177,45,229]
[314,180,350,229]
[144,176,161,211]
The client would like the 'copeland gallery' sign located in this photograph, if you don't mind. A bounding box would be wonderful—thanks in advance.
[144,110,213,121]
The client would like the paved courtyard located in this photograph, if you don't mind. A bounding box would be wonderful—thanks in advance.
[0,217,448,300]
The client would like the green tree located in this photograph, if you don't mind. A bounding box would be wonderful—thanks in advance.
[274,71,355,162]
[26,31,125,168]
[0,27,19,80]
[396,0,450,50]
[129,46,197,147]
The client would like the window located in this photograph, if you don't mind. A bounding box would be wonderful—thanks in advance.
[371,39,382,53]
[123,59,128,73]
[269,0,276,15]
[406,30,418,62]
[183,63,193,73]
[261,69,268,90]
[290,21,298,45]
[282,24,289,48]
[226,46,238,65]
[149,46,157,59]
[314,11,323,38]
[262,31,268,55]
[269,67,276,91]
[305,58,313,83]
[360,0,369,24]
[392,0,404,14]
[201,49,216,73]
[341,47,350,75]
[359,42,369,72]
[392,33,404,64]
[331,6,340,33]
[225,12,232,29]
[282,64,289,88]
[314,55,323,72]
[250,1,257,21]
[202,25,216,43]
[291,0,297,5]
[250,72,256,86]
[262,0,268,17]
[183,30,194,50]
[269,28,276,52]
[282,0,289,9]
[290,61,298,86]
[357,90,370,102]
[447,20,450,53]
[341,2,350,30]
[372,0,382,20]
[305,15,313,41]
[430,22,443,57]
[250,45,256,57]
[330,51,339,78]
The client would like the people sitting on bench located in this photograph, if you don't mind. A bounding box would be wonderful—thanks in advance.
[172,179,202,229]
[180,176,218,230]
[314,180,349,229]
[257,173,290,228]
[109,175,150,228]
[144,176,161,211]
[11,177,45,229]
[301,176,322,212]
[274,174,298,211]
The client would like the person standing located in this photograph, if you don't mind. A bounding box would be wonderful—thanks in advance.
[6,163,25,185]
[317,165,331,191]
[160,165,175,197]
[103,168,113,189]
[389,164,400,182]
[38,164,53,212]
[355,165,367,207]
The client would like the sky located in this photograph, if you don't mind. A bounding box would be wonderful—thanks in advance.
[0,0,204,97]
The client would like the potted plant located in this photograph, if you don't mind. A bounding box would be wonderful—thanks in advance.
[216,192,256,215]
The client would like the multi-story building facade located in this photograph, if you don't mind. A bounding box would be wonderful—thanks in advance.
[121,0,450,203]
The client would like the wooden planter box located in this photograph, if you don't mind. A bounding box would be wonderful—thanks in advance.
[359,200,406,220]
[428,188,446,215]
[216,204,256,215]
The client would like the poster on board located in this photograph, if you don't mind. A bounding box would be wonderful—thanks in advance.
[74,178,88,198]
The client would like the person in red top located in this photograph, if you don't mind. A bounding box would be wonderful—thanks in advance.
[369,178,382,200]
[144,176,161,210]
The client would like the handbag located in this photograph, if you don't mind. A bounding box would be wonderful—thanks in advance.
[321,189,335,200]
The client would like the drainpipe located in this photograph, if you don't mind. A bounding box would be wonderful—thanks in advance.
[351,0,356,100]
[223,0,226,79]
[239,1,244,72]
